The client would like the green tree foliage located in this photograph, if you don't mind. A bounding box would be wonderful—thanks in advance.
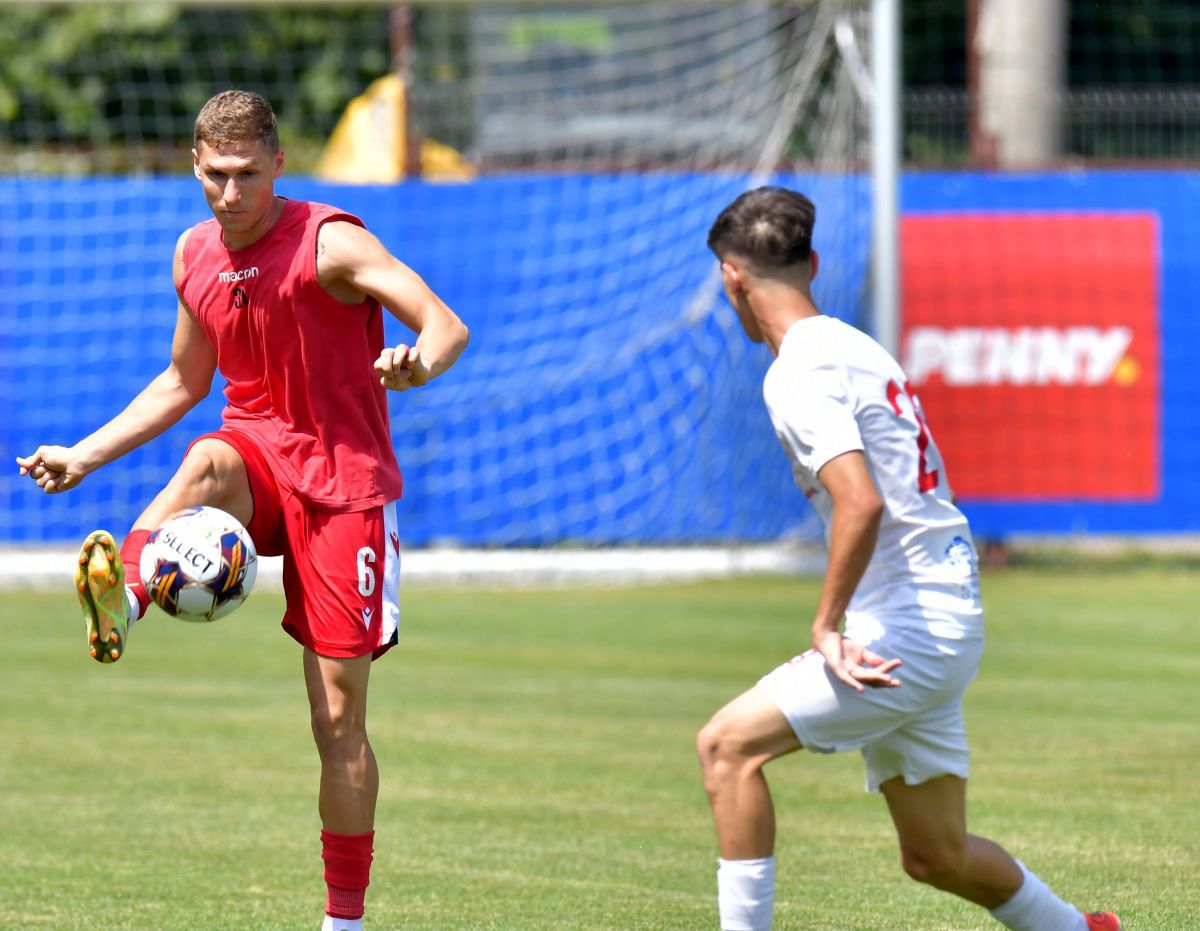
[1069,0,1200,86]
[0,3,391,173]
[3,1,1199,174]
[902,0,1200,89]
[903,0,967,87]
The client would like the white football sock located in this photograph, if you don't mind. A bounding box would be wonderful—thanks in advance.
[320,916,362,931]
[125,588,142,626]
[717,856,775,931]
[989,861,1086,931]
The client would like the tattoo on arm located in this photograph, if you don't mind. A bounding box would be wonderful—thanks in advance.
[316,240,325,260]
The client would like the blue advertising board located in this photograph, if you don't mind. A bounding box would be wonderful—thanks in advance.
[1,171,1197,544]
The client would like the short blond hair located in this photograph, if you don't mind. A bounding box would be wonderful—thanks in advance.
[194,90,280,152]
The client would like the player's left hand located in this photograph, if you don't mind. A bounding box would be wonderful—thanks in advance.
[813,629,902,692]
[374,343,431,391]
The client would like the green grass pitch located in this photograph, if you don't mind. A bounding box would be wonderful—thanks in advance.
[1,567,1197,929]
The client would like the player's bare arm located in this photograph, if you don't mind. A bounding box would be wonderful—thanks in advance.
[316,220,469,391]
[16,230,218,494]
[812,450,901,691]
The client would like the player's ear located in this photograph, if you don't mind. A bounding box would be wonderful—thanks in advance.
[272,147,285,178]
[191,150,201,180]
[809,250,820,282]
[720,259,744,293]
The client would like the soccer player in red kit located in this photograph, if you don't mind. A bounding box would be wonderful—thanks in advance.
[16,90,469,931]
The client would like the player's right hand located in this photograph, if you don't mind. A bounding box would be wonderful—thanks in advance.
[813,629,902,692]
[15,446,88,494]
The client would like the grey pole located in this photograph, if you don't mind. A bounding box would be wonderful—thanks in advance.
[871,0,901,357]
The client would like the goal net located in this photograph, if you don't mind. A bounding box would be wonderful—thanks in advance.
[0,1,873,549]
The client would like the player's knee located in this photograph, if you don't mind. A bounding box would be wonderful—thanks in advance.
[310,703,366,760]
[696,717,724,770]
[898,844,964,890]
[696,717,755,792]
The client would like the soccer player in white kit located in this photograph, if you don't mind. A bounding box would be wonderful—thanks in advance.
[696,187,1121,931]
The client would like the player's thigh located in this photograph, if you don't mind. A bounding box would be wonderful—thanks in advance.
[757,649,912,755]
[138,437,253,528]
[880,772,968,854]
[860,691,972,792]
[281,500,401,660]
[701,684,804,763]
[185,438,254,520]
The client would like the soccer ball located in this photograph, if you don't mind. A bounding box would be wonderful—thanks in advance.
[140,506,258,622]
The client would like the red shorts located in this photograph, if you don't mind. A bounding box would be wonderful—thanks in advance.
[190,430,401,660]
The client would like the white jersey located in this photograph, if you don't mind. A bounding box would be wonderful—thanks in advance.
[763,315,982,639]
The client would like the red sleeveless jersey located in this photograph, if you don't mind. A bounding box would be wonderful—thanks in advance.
[179,199,403,511]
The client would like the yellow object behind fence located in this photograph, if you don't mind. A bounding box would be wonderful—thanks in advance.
[315,74,474,183]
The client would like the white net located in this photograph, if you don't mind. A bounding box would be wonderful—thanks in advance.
[0,1,873,548]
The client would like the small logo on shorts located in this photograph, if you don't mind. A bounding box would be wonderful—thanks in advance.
[944,535,981,601]
[361,607,374,629]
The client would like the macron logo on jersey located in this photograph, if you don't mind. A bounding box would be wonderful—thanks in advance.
[218,267,259,283]
[904,326,1136,387]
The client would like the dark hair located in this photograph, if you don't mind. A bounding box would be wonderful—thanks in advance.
[194,90,280,152]
[706,186,815,270]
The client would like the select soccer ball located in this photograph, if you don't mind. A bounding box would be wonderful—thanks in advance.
[140,506,258,622]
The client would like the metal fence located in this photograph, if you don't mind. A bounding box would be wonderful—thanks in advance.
[906,87,1200,167]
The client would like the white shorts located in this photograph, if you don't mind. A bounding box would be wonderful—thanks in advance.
[758,621,984,793]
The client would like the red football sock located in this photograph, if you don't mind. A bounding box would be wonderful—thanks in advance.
[321,829,374,920]
[120,529,153,619]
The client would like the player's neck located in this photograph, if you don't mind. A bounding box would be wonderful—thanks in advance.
[220,196,286,251]
[755,291,820,357]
